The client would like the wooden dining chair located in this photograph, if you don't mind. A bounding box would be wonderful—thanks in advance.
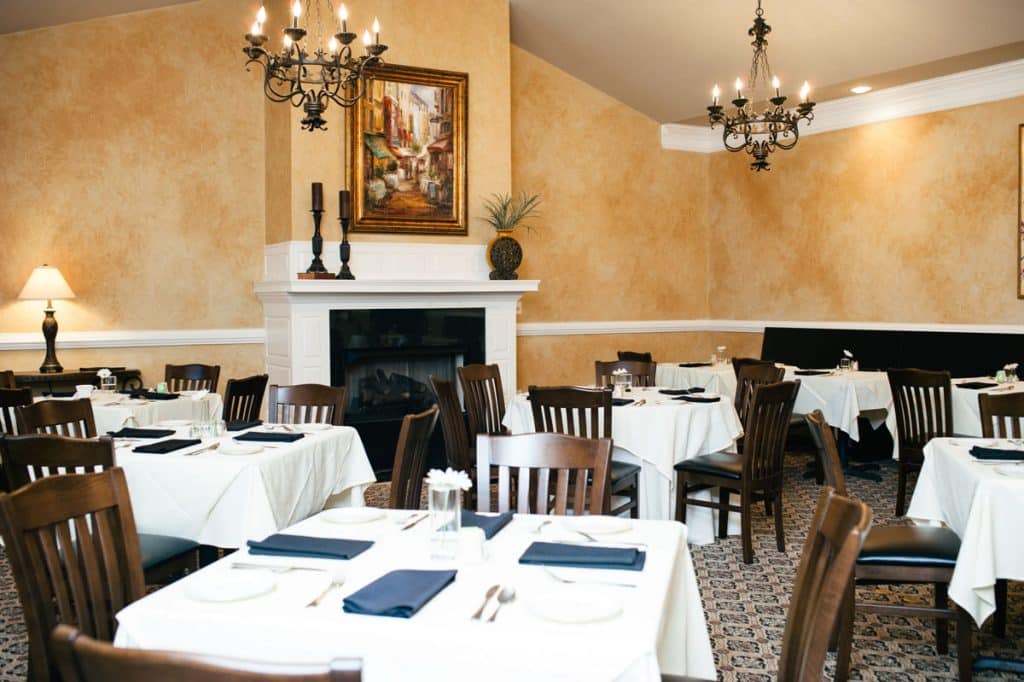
[805,410,972,681]
[164,363,221,393]
[51,625,362,682]
[0,468,147,682]
[734,362,786,428]
[0,387,33,435]
[0,433,200,586]
[0,369,15,389]
[268,384,347,425]
[17,398,97,438]
[617,350,653,363]
[527,385,640,517]
[222,374,269,422]
[731,356,774,377]
[388,406,440,510]
[675,380,800,564]
[457,364,508,437]
[594,360,657,388]
[428,377,473,471]
[663,486,871,682]
[475,432,611,515]
[887,368,953,516]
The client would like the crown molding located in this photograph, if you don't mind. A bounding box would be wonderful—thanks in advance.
[661,58,1024,153]
[0,328,265,352]
[517,319,1024,336]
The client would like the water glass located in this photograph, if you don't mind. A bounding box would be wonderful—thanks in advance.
[99,376,117,393]
[716,346,727,366]
[839,358,852,373]
[428,483,461,560]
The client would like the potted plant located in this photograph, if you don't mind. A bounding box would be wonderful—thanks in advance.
[481,191,542,280]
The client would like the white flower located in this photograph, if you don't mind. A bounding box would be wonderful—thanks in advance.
[843,349,854,358]
[612,368,629,375]
[1005,363,1019,371]
[426,468,473,491]
[96,368,112,378]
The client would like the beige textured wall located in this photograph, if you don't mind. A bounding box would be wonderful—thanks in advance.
[708,96,1024,324]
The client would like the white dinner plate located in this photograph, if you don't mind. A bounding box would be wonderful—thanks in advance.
[319,507,386,524]
[158,419,192,427]
[950,439,999,448]
[179,390,209,398]
[184,571,276,602]
[524,585,623,624]
[560,516,632,535]
[295,422,332,432]
[994,465,1024,478]
[218,442,263,456]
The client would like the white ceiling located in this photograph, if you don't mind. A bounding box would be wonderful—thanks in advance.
[509,0,1024,122]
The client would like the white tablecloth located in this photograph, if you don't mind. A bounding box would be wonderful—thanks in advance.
[951,379,1024,437]
[116,426,376,548]
[656,364,736,401]
[906,438,1024,625]
[35,392,224,435]
[114,511,716,681]
[503,387,743,538]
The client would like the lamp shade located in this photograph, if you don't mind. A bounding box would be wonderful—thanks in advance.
[18,265,75,301]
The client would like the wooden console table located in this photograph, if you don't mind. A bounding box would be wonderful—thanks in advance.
[14,368,143,394]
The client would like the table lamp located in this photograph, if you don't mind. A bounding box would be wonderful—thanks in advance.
[18,265,75,373]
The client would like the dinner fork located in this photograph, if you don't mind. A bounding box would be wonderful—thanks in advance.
[230,562,325,573]
[543,567,638,589]
[185,442,220,456]
[569,529,648,548]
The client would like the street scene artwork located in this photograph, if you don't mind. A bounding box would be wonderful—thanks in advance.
[350,65,468,235]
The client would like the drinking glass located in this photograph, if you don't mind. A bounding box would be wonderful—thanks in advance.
[839,358,852,373]
[716,346,727,366]
[429,483,461,560]
[99,376,117,393]
[613,372,631,397]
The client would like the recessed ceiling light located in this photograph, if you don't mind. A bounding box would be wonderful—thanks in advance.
[850,85,872,95]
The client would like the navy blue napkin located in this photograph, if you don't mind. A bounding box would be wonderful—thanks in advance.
[611,398,634,406]
[226,419,263,432]
[132,438,201,454]
[519,541,646,571]
[234,431,305,443]
[674,394,721,403]
[659,387,705,396]
[958,381,999,390]
[247,534,373,560]
[460,510,514,539]
[795,370,831,376]
[969,446,1024,461]
[678,362,712,368]
[108,427,175,439]
[119,389,180,400]
[343,569,457,618]
[43,391,76,398]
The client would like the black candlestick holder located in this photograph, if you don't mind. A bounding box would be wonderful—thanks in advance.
[305,208,328,274]
[337,215,355,279]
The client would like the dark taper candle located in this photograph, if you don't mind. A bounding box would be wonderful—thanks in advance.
[339,190,351,220]
[311,182,324,211]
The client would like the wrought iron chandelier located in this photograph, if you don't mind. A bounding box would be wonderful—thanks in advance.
[243,1,388,131]
[707,0,815,171]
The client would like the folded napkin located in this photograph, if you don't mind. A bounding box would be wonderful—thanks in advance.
[108,427,176,439]
[958,381,999,390]
[678,362,712,368]
[611,398,635,406]
[460,510,514,539]
[659,387,705,395]
[226,419,263,432]
[247,533,373,560]
[234,431,305,443]
[795,370,831,376]
[43,391,76,398]
[519,541,646,571]
[969,446,1024,461]
[119,389,180,401]
[343,569,457,618]
[132,438,201,454]
[674,394,721,403]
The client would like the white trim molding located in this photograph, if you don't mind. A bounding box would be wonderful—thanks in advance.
[0,328,266,352]
[517,319,1024,337]
[661,58,1024,153]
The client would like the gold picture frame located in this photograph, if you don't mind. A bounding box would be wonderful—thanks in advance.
[348,64,468,235]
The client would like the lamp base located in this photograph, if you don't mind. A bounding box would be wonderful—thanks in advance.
[39,360,63,374]
[40,307,63,374]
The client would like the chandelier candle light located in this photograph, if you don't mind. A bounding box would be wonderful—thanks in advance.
[244,1,388,131]
[707,0,816,171]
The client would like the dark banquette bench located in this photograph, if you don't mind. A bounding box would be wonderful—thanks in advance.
[760,327,1023,378]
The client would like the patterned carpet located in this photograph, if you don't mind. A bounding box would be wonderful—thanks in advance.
[0,454,1020,681]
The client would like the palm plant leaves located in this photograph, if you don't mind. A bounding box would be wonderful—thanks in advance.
[482,191,542,232]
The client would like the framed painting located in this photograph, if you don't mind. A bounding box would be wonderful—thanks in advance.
[1019,124,1024,297]
[349,64,468,235]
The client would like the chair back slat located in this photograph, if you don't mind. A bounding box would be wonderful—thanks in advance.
[528,386,612,440]
[17,399,97,439]
[268,384,347,426]
[475,433,610,515]
[0,469,146,682]
[428,377,473,471]
[594,360,656,388]
[222,374,269,422]
[0,370,15,389]
[979,392,1024,439]
[803,410,848,496]
[457,364,507,437]
[735,364,786,427]
[388,407,439,510]
[743,381,800,484]
[164,364,221,394]
[887,369,953,448]
[0,388,33,435]
[778,487,872,681]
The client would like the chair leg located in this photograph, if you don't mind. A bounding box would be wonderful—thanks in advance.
[718,487,730,539]
[764,496,772,516]
[935,582,949,654]
[956,605,974,681]
[740,490,753,564]
[773,490,785,552]
[834,580,854,682]
[994,578,1007,637]
[675,473,686,523]
[896,464,907,517]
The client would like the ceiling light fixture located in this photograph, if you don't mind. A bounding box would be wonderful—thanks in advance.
[243,1,388,131]
[707,0,816,171]
[850,85,872,94]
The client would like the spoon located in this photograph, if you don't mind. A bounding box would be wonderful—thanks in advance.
[471,584,500,620]
[306,571,347,607]
[487,585,516,622]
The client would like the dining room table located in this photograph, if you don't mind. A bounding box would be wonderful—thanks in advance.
[113,509,716,681]
[503,386,743,540]
[950,377,1024,437]
[113,423,376,548]
[35,390,224,435]
[655,362,736,399]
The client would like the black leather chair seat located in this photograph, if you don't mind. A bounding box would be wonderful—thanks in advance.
[610,446,641,482]
[138,533,198,569]
[673,452,743,480]
[856,526,960,568]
